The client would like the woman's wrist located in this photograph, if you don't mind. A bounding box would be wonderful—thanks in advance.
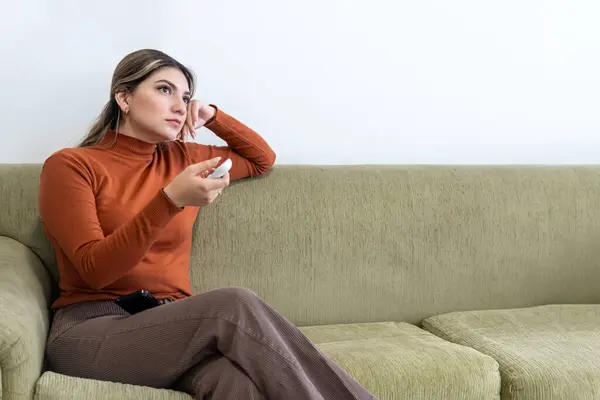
[162,187,184,209]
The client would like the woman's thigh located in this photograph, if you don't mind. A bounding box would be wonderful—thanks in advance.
[45,290,249,388]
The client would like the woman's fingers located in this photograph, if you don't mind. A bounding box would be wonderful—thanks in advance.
[192,101,200,128]
[200,168,216,179]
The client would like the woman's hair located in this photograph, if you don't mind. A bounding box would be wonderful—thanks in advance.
[78,49,195,147]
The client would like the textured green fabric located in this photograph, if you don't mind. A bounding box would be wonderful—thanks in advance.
[0,237,53,400]
[299,322,500,399]
[3,163,600,397]
[0,165,57,282]
[3,164,600,325]
[34,372,193,400]
[423,305,600,400]
[189,165,600,326]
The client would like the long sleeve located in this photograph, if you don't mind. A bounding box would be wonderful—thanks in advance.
[38,152,183,290]
[186,105,276,181]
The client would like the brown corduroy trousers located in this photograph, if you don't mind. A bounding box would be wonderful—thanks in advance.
[45,287,376,399]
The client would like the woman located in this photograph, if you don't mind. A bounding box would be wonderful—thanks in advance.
[39,49,375,400]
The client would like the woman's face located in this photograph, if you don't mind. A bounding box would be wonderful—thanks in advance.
[119,67,191,142]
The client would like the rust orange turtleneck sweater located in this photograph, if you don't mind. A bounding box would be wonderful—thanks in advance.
[39,106,276,309]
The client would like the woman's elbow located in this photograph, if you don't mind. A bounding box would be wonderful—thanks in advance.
[257,151,276,175]
[246,149,276,177]
[76,253,111,290]
[78,267,109,290]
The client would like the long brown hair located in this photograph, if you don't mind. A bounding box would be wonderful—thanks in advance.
[79,49,195,147]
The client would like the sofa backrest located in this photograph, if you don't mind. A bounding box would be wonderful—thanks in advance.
[2,164,600,326]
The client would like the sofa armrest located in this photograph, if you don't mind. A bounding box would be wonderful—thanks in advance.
[0,236,53,400]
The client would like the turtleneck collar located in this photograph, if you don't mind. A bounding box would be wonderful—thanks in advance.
[97,130,158,159]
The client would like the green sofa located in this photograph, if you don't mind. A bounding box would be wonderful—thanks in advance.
[2,164,600,399]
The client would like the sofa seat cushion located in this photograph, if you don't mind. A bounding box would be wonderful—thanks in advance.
[35,371,192,400]
[299,321,500,399]
[423,305,600,400]
[35,322,499,400]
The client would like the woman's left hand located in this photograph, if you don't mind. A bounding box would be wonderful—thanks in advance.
[181,100,216,141]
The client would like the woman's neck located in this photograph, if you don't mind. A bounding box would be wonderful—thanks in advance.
[118,119,161,144]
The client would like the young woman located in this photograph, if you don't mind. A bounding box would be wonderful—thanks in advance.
[39,49,375,400]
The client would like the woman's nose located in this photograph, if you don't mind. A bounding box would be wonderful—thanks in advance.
[172,98,186,115]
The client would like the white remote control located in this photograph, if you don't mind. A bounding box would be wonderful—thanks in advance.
[207,158,232,179]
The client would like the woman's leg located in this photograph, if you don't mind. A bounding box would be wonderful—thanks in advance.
[173,354,264,399]
[46,287,375,399]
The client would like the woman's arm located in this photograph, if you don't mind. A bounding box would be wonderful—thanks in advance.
[183,104,276,181]
[38,152,183,289]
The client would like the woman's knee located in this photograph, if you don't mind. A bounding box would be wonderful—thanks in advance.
[201,286,262,308]
[218,286,261,304]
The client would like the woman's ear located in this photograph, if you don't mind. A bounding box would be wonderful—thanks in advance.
[115,91,131,115]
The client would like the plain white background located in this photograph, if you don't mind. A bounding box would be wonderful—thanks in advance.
[1,0,600,164]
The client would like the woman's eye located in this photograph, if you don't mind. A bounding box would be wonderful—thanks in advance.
[183,97,191,104]
[159,86,171,94]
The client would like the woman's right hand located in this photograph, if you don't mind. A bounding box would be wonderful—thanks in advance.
[163,157,230,208]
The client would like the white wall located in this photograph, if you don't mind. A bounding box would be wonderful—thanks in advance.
[1,0,600,164]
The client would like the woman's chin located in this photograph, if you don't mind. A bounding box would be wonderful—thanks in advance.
[167,126,184,141]
[152,128,179,142]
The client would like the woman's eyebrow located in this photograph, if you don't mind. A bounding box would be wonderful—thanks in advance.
[155,79,191,96]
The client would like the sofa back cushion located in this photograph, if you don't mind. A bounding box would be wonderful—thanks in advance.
[3,164,600,325]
